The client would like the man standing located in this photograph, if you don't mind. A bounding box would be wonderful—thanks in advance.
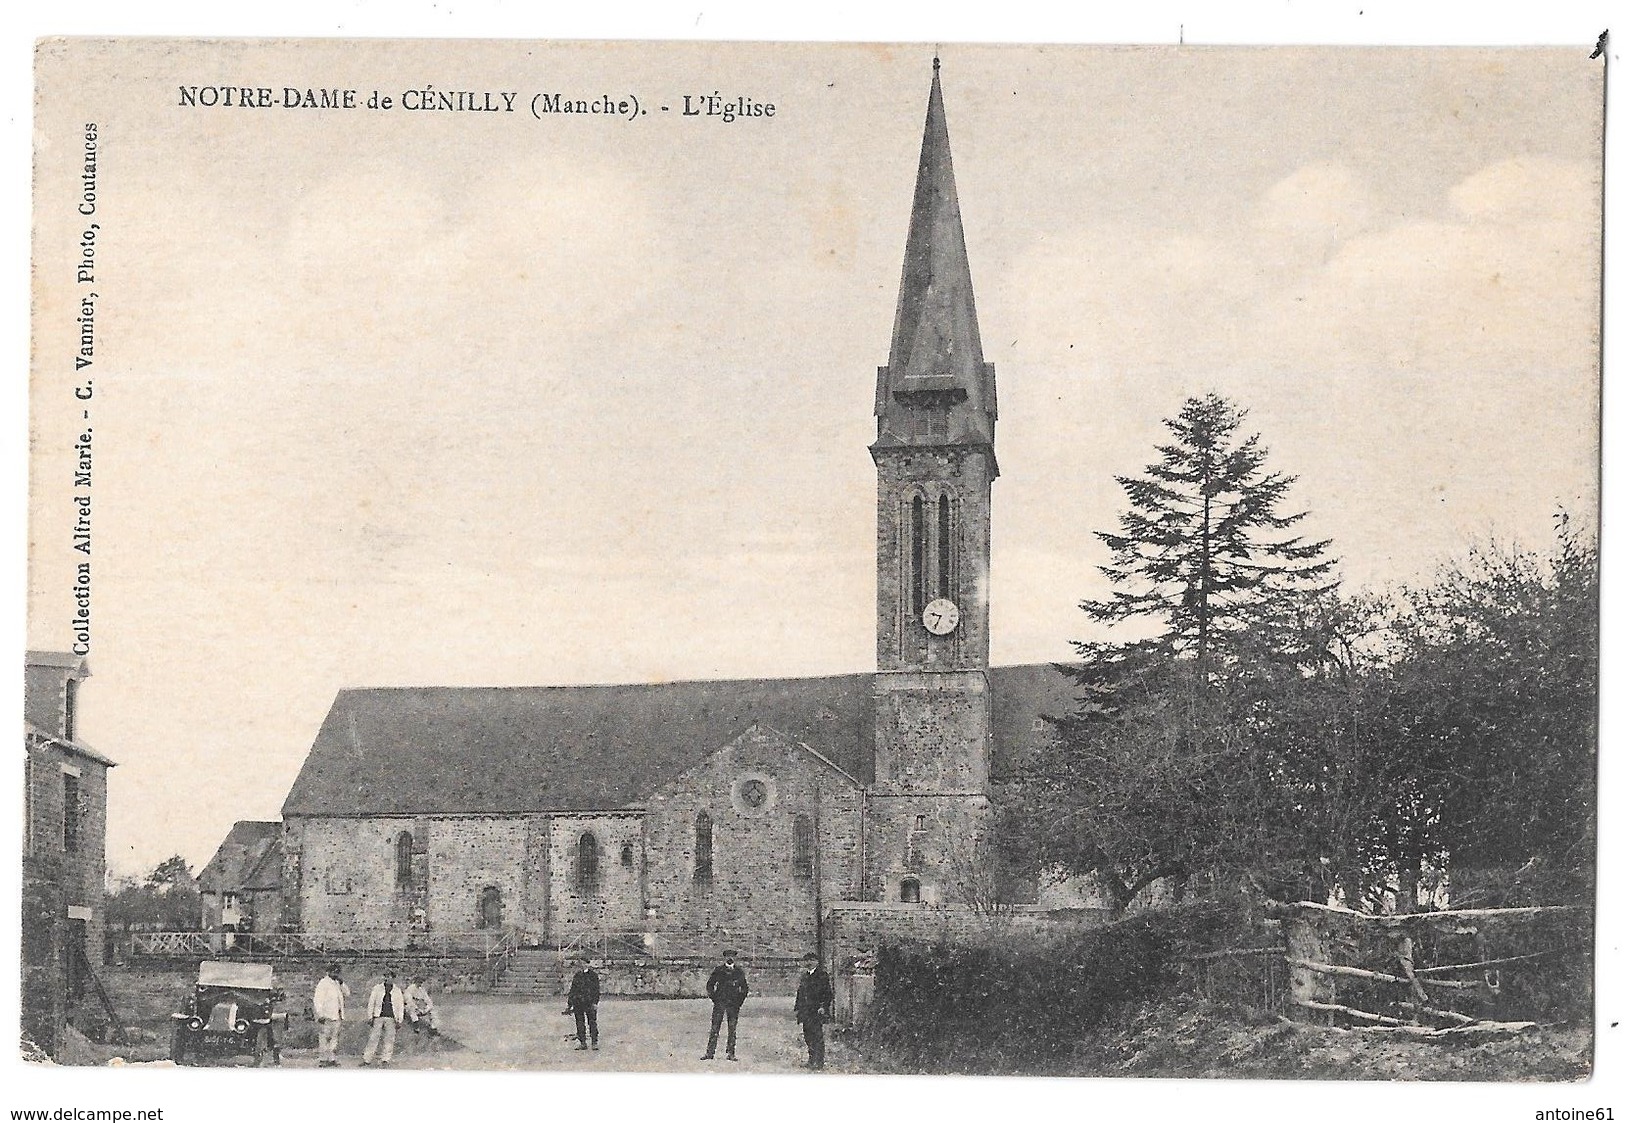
[362,968,407,1066]
[311,963,349,1067]
[701,948,748,1061]
[566,957,601,1051]
[405,975,439,1037]
[794,953,834,1070]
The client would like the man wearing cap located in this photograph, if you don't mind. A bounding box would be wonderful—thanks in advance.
[701,949,749,1061]
[794,952,834,1070]
[566,956,601,1051]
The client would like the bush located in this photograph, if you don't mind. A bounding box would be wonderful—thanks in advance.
[860,899,1264,1072]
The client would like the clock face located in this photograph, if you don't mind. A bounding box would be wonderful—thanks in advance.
[922,598,960,636]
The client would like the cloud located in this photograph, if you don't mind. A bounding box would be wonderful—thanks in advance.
[1255,163,1375,256]
[1001,154,1598,605]
[1449,156,1597,224]
[1266,156,1598,376]
[1009,155,1599,381]
[116,152,672,377]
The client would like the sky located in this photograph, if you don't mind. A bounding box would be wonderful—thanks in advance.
[24,39,1602,877]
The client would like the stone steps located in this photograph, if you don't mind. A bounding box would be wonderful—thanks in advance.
[491,951,566,994]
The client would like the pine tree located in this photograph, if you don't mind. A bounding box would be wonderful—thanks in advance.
[1083,392,1336,669]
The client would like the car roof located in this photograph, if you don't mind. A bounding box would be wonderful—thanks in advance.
[197,961,276,989]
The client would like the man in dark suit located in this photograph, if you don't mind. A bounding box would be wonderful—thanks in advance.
[794,952,834,1070]
[566,957,600,1051]
[701,948,749,1061]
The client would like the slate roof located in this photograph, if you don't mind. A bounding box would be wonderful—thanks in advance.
[25,650,90,674]
[24,722,117,767]
[200,820,282,893]
[281,664,1078,818]
[874,61,997,454]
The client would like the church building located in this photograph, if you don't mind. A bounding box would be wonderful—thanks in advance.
[276,63,1074,957]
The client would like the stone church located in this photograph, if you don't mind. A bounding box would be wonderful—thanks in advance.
[276,64,1075,956]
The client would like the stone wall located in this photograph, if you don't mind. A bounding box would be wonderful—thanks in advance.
[290,817,416,939]
[862,793,992,906]
[98,955,499,1035]
[872,672,989,792]
[594,957,807,998]
[642,726,863,953]
[424,816,531,934]
[822,902,1111,980]
[290,815,550,940]
[21,858,67,1055]
[24,739,109,969]
[873,446,994,672]
[547,813,644,939]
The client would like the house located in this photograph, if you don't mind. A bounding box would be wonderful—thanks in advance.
[198,820,284,935]
[22,651,115,1057]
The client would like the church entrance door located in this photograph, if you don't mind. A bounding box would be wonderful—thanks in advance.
[478,886,503,930]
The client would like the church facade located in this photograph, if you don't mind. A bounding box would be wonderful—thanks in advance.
[276,65,1074,955]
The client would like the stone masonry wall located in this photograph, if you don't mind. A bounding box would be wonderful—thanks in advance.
[423,816,531,934]
[641,726,863,954]
[24,740,108,967]
[873,446,993,672]
[546,812,645,938]
[872,671,990,793]
[863,793,992,906]
[293,817,417,939]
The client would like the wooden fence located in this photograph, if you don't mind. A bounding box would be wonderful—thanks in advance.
[1283,902,1584,1037]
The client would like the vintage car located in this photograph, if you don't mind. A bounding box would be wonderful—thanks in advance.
[170,961,285,1065]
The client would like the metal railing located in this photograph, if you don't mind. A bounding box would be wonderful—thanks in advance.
[551,929,811,963]
[132,929,521,959]
[133,927,812,967]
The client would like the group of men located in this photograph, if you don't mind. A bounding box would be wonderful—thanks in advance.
[306,949,837,1070]
[309,963,439,1068]
[564,948,835,1070]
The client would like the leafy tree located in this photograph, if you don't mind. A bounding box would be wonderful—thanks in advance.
[1004,391,1596,917]
[1378,519,1598,905]
[1083,392,1336,672]
[1003,394,1341,910]
[105,855,202,938]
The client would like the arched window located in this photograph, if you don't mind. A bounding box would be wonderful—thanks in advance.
[576,832,600,893]
[620,842,635,868]
[477,885,503,929]
[900,878,922,904]
[792,815,814,878]
[694,812,714,885]
[937,493,952,601]
[910,495,926,617]
[394,831,413,888]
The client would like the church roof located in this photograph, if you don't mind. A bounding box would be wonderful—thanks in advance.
[874,61,997,453]
[280,664,1077,818]
[200,820,282,893]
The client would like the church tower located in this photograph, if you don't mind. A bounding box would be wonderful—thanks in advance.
[867,61,998,905]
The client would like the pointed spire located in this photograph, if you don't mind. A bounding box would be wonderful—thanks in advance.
[875,60,996,452]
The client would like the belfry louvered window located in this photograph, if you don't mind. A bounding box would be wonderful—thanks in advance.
[910,495,926,617]
[937,493,952,601]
